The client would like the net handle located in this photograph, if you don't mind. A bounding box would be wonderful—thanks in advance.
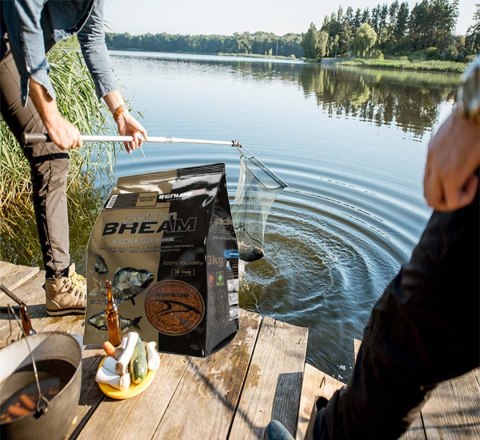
[23,132,241,147]
[23,133,287,188]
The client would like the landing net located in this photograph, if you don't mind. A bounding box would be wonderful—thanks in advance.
[232,147,287,262]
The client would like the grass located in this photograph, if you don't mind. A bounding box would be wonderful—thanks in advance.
[335,57,467,74]
[217,52,298,61]
[0,38,120,268]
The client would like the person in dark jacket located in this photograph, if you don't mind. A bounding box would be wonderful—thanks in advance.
[265,56,480,440]
[0,0,148,316]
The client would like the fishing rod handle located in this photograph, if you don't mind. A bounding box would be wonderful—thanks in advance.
[23,133,140,143]
[23,133,52,143]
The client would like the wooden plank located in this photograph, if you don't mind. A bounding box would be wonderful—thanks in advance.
[67,346,108,438]
[0,265,88,350]
[0,261,16,278]
[77,310,263,440]
[400,415,426,440]
[151,310,263,440]
[230,316,308,440]
[0,269,45,307]
[421,369,480,439]
[116,355,190,440]
[0,272,49,347]
[296,363,345,440]
[0,270,87,349]
[76,351,190,440]
[0,262,39,290]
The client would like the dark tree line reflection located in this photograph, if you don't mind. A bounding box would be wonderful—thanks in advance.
[218,59,458,137]
[297,65,457,137]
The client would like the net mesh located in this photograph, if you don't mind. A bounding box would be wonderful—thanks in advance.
[232,148,287,262]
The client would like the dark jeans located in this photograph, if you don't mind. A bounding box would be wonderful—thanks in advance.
[0,48,70,277]
[310,184,480,439]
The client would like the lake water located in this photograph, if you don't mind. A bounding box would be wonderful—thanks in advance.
[108,51,459,381]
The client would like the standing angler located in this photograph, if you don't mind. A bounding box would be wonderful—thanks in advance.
[0,0,148,316]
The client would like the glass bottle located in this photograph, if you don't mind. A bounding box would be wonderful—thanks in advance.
[20,304,36,336]
[105,280,122,346]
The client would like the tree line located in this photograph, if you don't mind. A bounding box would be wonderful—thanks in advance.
[303,0,479,61]
[106,1,479,61]
[106,32,304,58]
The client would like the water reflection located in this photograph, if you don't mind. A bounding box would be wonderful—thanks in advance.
[215,58,457,137]
[112,51,458,138]
[299,66,457,137]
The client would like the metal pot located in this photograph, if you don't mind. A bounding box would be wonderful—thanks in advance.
[0,332,82,440]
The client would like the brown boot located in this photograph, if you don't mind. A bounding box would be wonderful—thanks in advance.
[45,263,86,316]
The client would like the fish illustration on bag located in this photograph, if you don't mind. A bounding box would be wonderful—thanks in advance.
[94,254,108,274]
[87,311,142,331]
[112,267,154,305]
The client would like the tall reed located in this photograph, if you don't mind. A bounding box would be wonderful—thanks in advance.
[0,38,119,267]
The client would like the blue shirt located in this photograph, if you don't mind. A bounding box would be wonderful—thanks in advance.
[1,0,117,106]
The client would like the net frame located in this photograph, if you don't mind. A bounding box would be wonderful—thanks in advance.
[232,146,287,262]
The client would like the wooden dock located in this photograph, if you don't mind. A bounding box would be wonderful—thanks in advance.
[0,260,479,439]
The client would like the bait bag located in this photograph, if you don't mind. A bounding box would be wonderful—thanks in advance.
[83,163,239,357]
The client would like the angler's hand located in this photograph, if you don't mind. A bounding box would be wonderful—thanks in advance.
[116,111,148,153]
[45,115,83,150]
[28,78,82,150]
[423,110,480,212]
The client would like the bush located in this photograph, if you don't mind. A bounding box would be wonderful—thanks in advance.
[441,45,459,61]
[391,35,414,54]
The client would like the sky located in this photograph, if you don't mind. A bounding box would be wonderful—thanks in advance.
[104,0,476,37]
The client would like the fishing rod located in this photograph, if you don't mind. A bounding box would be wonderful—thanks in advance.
[23,132,288,189]
[23,133,242,147]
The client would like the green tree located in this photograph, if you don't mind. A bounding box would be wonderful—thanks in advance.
[318,31,329,58]
[321,11,343,55]
[379,4,389,31]
[386,1,399,44]
[329,34,341,57]
[344,6,355,28]
[351,23,378,58]
[235,32,252,53]
[340,7,355,55]
[371,5,381,33]
[389,0,400,24]
[362,8,371,25]
[466,3,480,55]
[302,23,319,58]
[431,0,459,49]
[354,8,362,28]
[394,2,410,41]
[409,0,458,51]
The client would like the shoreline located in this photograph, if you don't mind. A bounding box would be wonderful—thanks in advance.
[108,48,467,74]
[317,57,466,74]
